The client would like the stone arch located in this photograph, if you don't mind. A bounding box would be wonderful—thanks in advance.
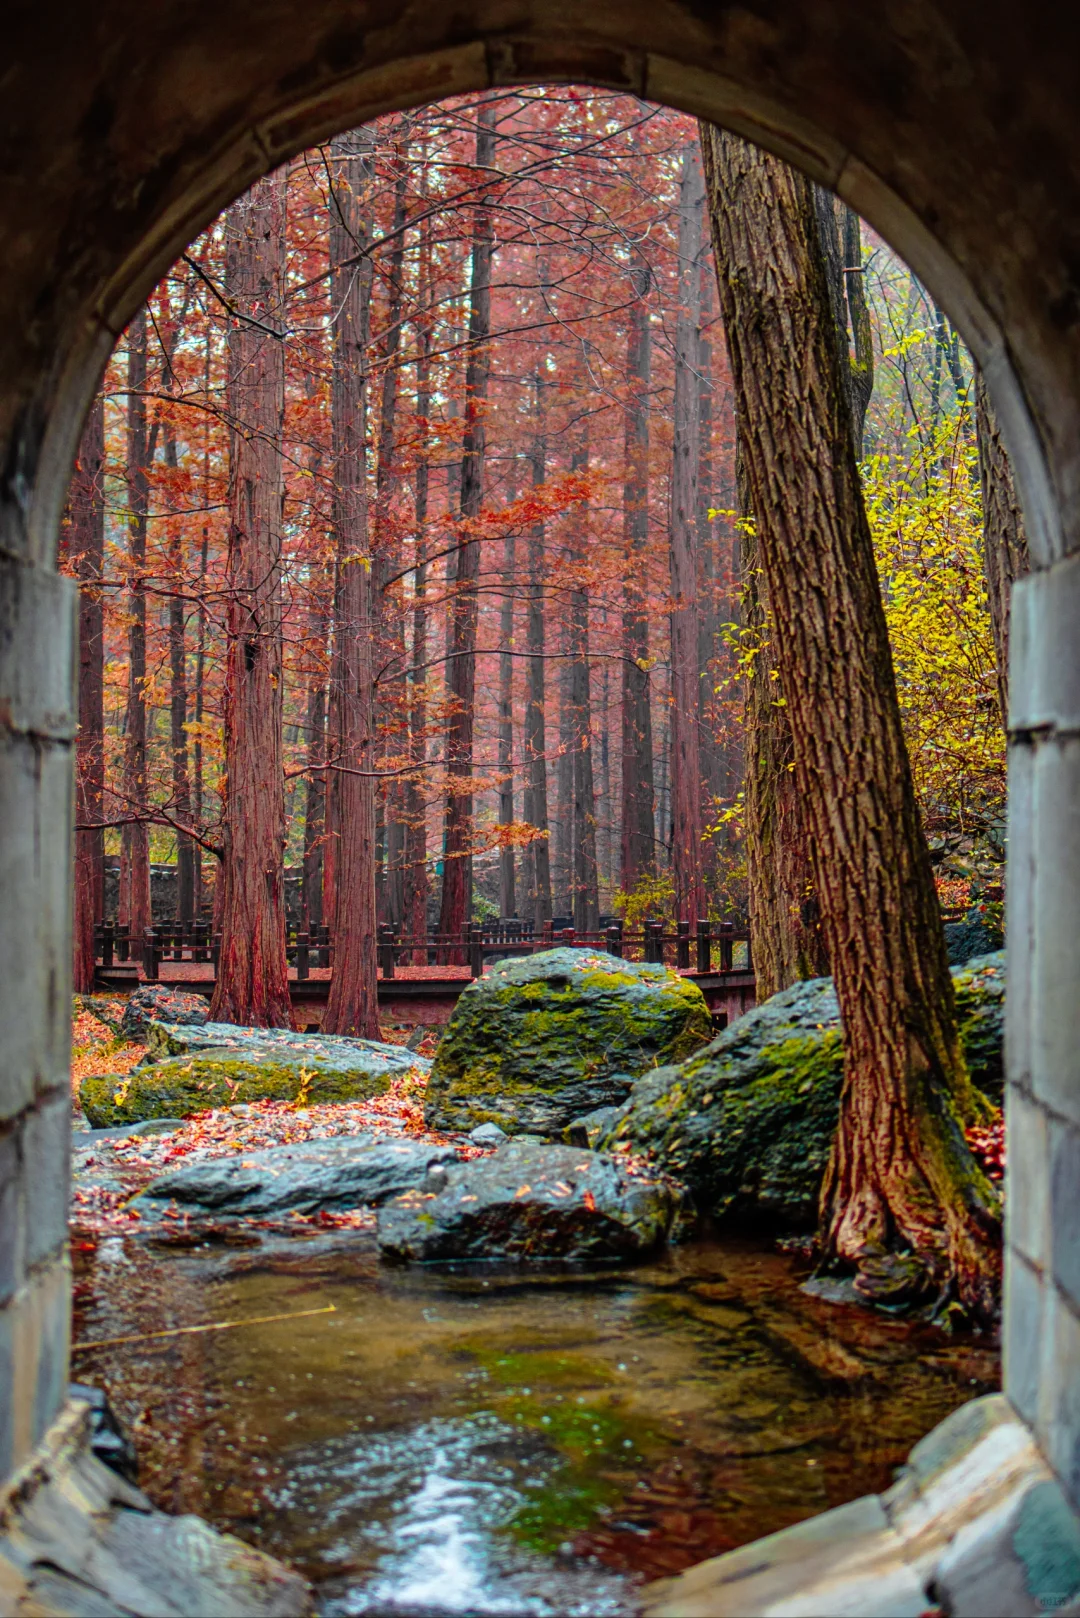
[3,4,1079,1595]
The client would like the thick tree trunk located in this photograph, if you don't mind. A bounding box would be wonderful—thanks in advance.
[619,256,656,893]
[120,311,152,945]
[164,424,195,927]
[568,437,600,933]
[404,222,432,960]
[70,398,105,993]
[975,370,1030,726]
[498,526,516,917]
[701,124,1000,1320]
[740,453,828,998]
[323,130,380,1038]
[669,148,707,924]
[210,171,292,1028]
[438,98,497,948]
[302,638,326,932]
[522,369,552,929]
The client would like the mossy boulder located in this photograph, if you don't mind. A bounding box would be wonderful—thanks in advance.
[423,947,713,1138]
[79,1023,429,1128]
[598,950,1005,1231]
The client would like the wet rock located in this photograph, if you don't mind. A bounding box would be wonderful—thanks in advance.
[565,1106,622,1149]
[119,984,209,1040]
[133,1135,460,1219]
[469,1122,508,1147]
[600,952,1006,1230]
[423,947,713,1139]
[80,1025,430,1127]
[377,1139,683,1263]
[944,909,1004,965]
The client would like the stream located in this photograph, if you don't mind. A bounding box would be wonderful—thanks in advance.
[71,1225,999,1614]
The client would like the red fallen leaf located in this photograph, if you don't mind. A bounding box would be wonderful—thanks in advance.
[583,1190,596,1211]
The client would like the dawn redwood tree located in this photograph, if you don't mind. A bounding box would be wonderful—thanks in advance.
[403,212,433,956]
[70,398,106,993]
[568,429,600,932]
[210,171,292,1028]
[498,521,516,918]
[701,123,1000,1320]
[120,309,152,945]
[438,98,497,947]
[668,147,707,923]
[323,129,380,1038]
[975,371,1030,725]
[619,252,656,892]
[521,367,552,928]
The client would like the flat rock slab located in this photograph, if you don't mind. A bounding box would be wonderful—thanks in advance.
[133,1134,460,1218]
[423,946,712,1139]
[80,1025,431,1127]
[377,1139,682,1264]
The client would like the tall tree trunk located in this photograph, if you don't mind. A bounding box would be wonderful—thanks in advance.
[404,208,433,959]
[302,625,327,931]
[669,148,707,924]
[438,98,497,948]
[210,171,291,1028]
[120,311,152,944]
[522,369,552,929]
[555,645,574,916]
[375,150,410,928]
[71,398,105,992]
[701,124,1000,1320]
[975,370,1030,726]
[569,435,600,933]
[740,450,827,997]
[619,255,657,892]
[498,525,516,917]
[323,130,380,1038]
[164,424,195,927]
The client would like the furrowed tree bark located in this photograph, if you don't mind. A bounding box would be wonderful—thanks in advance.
[301,618,327,932]
[438,98,497,950]
[668,148,707,924]
[975,369,1030,726]
[740,450,828,998]
[210,171,292,1028]
[70,397,105,993]
[498,522,516,918]
[701,123,1000,1321]
[164,421,195,928]
[619,253,657,893]
[120,310,152,946]
[569,433,600,934]
[522,367,552,929]
[404,221,433,960]
[324,129,379,1038]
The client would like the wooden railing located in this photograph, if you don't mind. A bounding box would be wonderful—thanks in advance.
[94,916,754,984]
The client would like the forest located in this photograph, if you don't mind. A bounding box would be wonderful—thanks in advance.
[59,86,1031,1609]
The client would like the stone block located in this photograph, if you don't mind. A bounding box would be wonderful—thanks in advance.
[1009,555,1080,733]
[641,1493,926,1617]
[7,1253,71,1470]
[0,734,73,1123]
[1031,739,1080,1129]
[1005,1246,1045,1427]
[0,1297,14,1481]
[1007,1085,1051,1271]
[0,1122,23,1306]
[1038,1285,1080,1508]
[1005,737,1034,1089]
[21,1092,70,1272]
[0,558,76,741]
[935,1473,1080,1617]
[1052,1119,1080,1314]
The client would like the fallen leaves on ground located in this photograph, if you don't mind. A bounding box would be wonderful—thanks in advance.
[965,1115,1005,1182]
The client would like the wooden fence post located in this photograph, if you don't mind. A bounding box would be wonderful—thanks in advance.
[696,918,711,973]
[676,919,691,971]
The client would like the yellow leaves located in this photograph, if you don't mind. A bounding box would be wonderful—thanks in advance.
[635,656,656,673]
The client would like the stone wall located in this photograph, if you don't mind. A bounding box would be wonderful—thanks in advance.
[0,559,75,1480]
[1004,556,1080,1513]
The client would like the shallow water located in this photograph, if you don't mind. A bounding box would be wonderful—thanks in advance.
[71,1228,999,1613]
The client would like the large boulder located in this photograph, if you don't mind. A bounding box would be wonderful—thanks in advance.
[119,985,209,1040]
[422,947,713,1138]
[598,951,1006,1231]
[133,1135,459,1219]
[80,1024,429,1128]
[377,1139,683,1263]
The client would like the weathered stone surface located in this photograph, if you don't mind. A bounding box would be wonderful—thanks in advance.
[423,948,712,1138]
[119,984,209,1040]
[80,1024,430,1127]
[133,1134,459,1219]
[601,953,1005,1230]
[944,910,1005,965]
[377,1138,683,1264]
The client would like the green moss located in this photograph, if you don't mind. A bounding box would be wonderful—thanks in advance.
[79,1052,392,1127]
